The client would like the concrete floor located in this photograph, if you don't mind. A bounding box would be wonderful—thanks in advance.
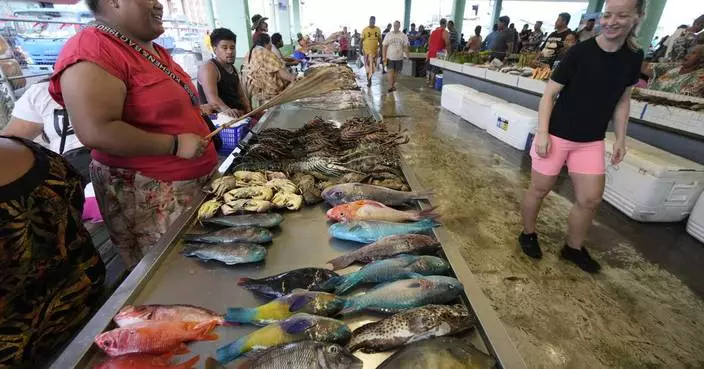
[359,69,704,368]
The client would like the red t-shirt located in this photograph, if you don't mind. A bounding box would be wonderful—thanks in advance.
[49,28,217,182]
[428,27,447,58]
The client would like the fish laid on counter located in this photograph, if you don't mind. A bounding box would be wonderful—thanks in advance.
[225,289,345,325]
[329,219,440,244]
[272,191,304,210]
[204,213,284,228]
[221,199,273,214]
[327,200,439,222]
[183,226,272,244]
[266,171,289,180]
[376,337,496,369]
[95,321,218,357]
[292,173,324,205]
[340,276,463,315]
[319,255,450,295]
[114,304,225,327]
[95,354,200,369]
[322,183,431,206]
[223,186,274,202]
[181,243,267,265]
[265,178,299,194]
[328,234,441,270]
[238,267,339,299]
[234,171,268,187]
[215,313,351,364]
[197,199,222,222]
[207,176,238,198]
[207,341,362,369]
[348,304,475,353]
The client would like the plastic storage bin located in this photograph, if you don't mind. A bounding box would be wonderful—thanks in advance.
[441,84,476,116]
[603,133,704,222]
[687,192,704,243]
[216,118,251,156]
[486,103,539,150]
[460,92,506,130]
[434,74,443,90]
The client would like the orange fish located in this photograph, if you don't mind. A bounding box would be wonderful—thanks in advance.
[94,353,199,369]
[326,200,439,222]
[95,321,218,357]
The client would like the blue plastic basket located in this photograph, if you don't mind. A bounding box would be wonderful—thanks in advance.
[434,75,443,90]
[218,119,250,156]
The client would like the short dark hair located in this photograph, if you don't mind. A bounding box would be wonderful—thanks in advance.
[587,18,596,22]
[86,0,99,12]
[559,12,571,25]
[271,32,283,44]
[439,18,447,26]
[411,23,416,27]
[474,25,482,36]
[210,28,236,47]
[499,16,510,25]
[254,32,271,46]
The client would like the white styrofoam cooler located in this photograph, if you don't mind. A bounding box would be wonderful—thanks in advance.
[603,133,704,222]
[460,92,506,130]
[441,84,476,116]
[486,103,539,150]
[687,192,704,243]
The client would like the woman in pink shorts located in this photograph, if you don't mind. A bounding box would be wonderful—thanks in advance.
[519,0,645,273]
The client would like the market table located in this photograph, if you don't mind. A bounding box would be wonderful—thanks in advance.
[51,96,526,369]
[429,58,704,164]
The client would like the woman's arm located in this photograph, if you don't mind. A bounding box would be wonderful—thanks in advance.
[278,67,297,83]
[610,87,632,164]
[534,80,565,157]
[1,118,43,140]
[60,61,203,158]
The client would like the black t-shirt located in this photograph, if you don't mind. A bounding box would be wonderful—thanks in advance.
[540,29,571,67]
[549,38,644,142]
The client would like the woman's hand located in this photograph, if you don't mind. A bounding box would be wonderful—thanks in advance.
[534,132,551,158]
[611,139,627,165]
[176,133,208,159]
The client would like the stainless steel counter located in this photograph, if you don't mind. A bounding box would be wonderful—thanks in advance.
[52,98,526,369]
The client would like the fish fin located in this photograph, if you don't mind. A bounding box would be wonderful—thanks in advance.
[327,254,355,270]
[225,308,256,324]
[205,357,227,369]
[215,336,247,364]
[317,275,344,292]
[281,315,316,334]
[177,355,201,369]
[406,272,425,279]
[348,224,363,232]
[411,190,434,201]
[339,297,361,315]
[363,200,386,208]
[288,294,315,312]
[334,273,364,295]
[174,343,191,355]
[416,206,441,220]
[237,277,253,286]
[417,218,442,228]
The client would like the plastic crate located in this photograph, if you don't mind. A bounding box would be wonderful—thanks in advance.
[217,118,250,156]
[434,74,443,90]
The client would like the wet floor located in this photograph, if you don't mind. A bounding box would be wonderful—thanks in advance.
[357,69,704,368]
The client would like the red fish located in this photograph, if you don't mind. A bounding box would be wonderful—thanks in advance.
[326,200,439,222]
[95,321,218,357]
[114,304,225,327]
[94,354,199,369]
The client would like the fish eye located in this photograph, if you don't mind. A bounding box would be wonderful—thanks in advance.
[327,345,340,354]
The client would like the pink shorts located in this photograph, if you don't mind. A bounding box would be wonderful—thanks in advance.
[530,135,605,176]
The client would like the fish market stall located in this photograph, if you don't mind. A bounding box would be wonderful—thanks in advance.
[53,93,526,369]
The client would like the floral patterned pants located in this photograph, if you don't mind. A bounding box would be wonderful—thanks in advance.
[90,161,208,269]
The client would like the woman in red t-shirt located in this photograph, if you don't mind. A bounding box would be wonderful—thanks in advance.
[50,0,218,268]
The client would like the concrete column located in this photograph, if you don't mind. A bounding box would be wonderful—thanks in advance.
[205,0,216,29]
[403,0,412,31]
[637,0,667,50]
[586,0,605,13]
[214,0,251,56]
[452,0,465,35]
[491,0,502,27]
[291,0,301,37]
[275,0,292,45]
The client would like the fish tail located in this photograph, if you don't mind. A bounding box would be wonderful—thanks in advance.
[317,275,344,291]
[224,307,256,325]
[215,336,247,364]
[416,206,441,220]
[328,254,355,270]
[237,277,253,287]
[177,355,201,369]
[339,297,362,315]
[417,218,442,229]
[411,190,434,201]
[334,273,364,295]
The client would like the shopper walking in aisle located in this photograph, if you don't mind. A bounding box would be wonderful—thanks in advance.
[577,18,597,42]
[524,21,545,52]
[466,25,483,52]
[251,14,269,44]
[426,18,450,87]
[381,23,392,73]
[383,20,409,92]
[0,136,105,367]
[338,26,350,57]
[448,20,460,52]
[519,0,645,273]
[489,16,514,60]
[362,16,382,87]
[198,28,251,119]
[538,12,573,66]
[50,0,218,269]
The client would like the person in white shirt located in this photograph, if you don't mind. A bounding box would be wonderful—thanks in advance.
[382,20,409,92]
[2,81,90,183]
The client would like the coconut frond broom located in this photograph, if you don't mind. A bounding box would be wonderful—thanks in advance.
[206,67,348,140]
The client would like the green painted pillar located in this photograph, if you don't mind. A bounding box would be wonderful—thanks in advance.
[214,0,251,55]
[403,0,412,31]
[292,0,301,37]
[205,0,216,29]
[637,0,667,50]
[452,0,465,35]
[586,0,605,13]
[491,0,502,27]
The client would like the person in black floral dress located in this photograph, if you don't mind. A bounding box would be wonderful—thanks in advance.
[0,135,105,368]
